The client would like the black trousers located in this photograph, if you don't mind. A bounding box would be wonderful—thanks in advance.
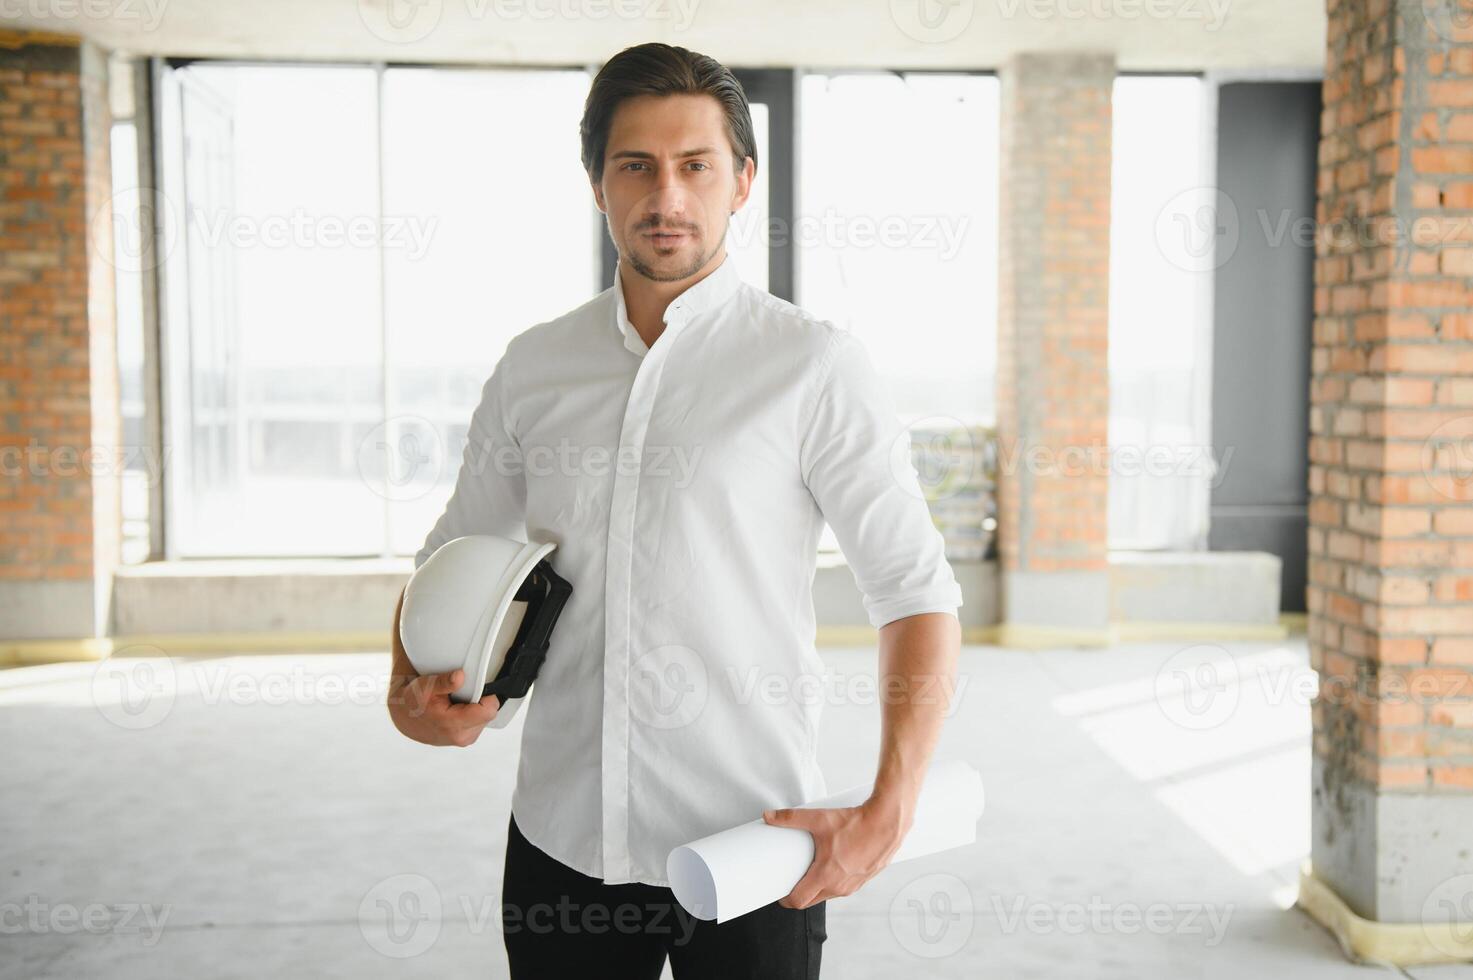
[502,812,826,979]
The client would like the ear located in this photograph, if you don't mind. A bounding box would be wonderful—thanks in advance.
[591,175,607,215]
[729,155,755,214]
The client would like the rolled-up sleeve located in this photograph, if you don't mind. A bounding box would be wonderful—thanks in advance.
[798,327,964,629]
[412,348,527,570]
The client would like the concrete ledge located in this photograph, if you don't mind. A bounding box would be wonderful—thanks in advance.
[1109,550,1281,624]
[112,558,1000,641]
[1297,861,1473,966]
[0,580,97,642]
[1,552,1294,664]
[112,559,409,636]
[1113,620,1288,642]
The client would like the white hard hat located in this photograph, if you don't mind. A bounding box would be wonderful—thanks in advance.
[399,534,572,729]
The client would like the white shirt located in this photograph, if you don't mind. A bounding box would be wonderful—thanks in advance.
[413,253,963,885]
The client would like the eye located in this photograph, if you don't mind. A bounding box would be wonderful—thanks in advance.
[687,161,710,171]
[623,162,649,173]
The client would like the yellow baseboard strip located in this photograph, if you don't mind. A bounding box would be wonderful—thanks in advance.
[1,633,388,667]
[0,638,112,667]
[110,632,389,656]
[4,614,1303,666]
[992,623,1116,649]
[1296,861,1473,965]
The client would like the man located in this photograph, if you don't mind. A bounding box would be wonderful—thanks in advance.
[387,42,963,979]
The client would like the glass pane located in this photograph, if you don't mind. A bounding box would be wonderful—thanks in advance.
[380,68,598,556]
[1108,76,1211,551]
[169,64,382,556]
[724,102,769,291]
[110,121,151,564]
[798,73,999,559]
[797,72,999,426]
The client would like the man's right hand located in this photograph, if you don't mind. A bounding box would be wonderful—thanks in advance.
[388,667,501,747]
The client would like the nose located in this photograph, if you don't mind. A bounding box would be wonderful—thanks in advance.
[643,166,693,222]
[639,192,690,231]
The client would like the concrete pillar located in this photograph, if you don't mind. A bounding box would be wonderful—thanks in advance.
[0,30,119,652]
[1306,0,1473,934]
[995,52,1115,648]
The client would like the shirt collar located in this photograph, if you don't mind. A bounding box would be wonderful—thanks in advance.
[612,252,743,357]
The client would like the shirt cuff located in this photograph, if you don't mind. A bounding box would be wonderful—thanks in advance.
[864,581,965,630]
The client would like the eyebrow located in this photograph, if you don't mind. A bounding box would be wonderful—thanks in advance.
[609,146,718,161]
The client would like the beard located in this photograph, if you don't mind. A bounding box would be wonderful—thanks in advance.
[620,218,723,283]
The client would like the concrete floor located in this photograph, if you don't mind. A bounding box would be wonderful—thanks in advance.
[1,639,1469,979]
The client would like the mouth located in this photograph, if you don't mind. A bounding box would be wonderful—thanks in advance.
[644,228,691,248]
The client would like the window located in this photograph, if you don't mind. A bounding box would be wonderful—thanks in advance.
[110,114,153,565]
[797,72,1000,560]
[1108,75,1214,551]
[156,62,596,558]
[380,67,599,556]
[797,72,999,426]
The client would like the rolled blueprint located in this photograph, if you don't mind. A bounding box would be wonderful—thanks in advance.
[666,759,985,922]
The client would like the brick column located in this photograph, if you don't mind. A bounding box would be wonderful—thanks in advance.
[1306,0,1473,929]
[0,30,119,651]
[995,52,1115,648]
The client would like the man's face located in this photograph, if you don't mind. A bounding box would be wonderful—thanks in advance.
[592,93,754,284]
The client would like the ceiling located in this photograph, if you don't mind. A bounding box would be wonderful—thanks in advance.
[8,0,1326,72]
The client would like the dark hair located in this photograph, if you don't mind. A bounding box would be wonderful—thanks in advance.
[580,43,757,184]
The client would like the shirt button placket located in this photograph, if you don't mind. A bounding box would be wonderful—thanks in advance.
[601,309,683,883]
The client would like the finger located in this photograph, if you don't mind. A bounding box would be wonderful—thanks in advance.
[404,669,462,715]
[409,668,462,704]
[445,695,500,727]
[763,807,820,830]
[403,678,437,715]
[428,668,465,696]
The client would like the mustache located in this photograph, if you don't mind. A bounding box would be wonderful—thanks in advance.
[636,220,699,233]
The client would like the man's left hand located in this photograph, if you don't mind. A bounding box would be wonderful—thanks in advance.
[761,799,913,910]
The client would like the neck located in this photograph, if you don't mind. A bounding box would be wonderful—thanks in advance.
[621,248,725,349]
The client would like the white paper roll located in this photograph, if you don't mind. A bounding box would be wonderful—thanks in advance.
[666,759,985,923]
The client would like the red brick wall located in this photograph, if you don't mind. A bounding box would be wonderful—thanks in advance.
[996,53,1113,577]
[0,30,117,616]
[1310,0,1473,791]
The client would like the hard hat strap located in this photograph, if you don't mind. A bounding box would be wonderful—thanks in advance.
[482,557,573,704]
